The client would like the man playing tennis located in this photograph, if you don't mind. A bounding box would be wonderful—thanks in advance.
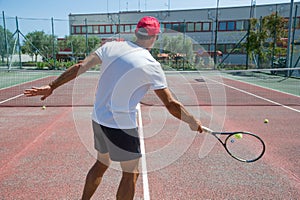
[24,16,203,200]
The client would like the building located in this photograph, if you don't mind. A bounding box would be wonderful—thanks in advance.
[68,2,300,67]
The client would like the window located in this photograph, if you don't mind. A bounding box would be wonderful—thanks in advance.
[162,21,211,32]
[82,26,87,34]
[244,20,249,30]
[172,23,179,31]
[93,26,99,34]
[187,22,195,32]
[100,26,105,33]
[112,25,117,33]
[217,44,245,54]
[227,21,235,31]
[225,44,235,53]
[75,26,81,34]
[119,25,125,33]
[125,25,131,32]
[202,22,210,31]
[200,44,210,51]
[234,44,245,54]
[165,23,172,31]
[160,24,165,32]
[236,21,244,31]
[131,25,137,32]
[179,23,186,32]
[218,44,226,53]
[219,22,227,31]
[88,26,93,34]
[219,21,236,31]
[163,23,186,32]
[296,17,300,29]
[195,22,201,31]
[105,25,111,33]
[71,26,75,34]
[283,18,289,29]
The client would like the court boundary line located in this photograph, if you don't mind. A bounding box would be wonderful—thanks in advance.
[0,94,24,104]
[206,77,300,113]
[137,103,150,200]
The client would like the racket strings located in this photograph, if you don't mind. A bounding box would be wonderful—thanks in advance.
[225,133,265,162]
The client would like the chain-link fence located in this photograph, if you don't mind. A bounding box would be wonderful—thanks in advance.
[1,6,299,71]
[0,13,77,70]
[217,5,300,71]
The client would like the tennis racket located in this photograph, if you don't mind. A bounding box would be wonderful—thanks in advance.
[202,126,265,163]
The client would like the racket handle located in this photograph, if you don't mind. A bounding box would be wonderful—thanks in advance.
[202,126,213,134]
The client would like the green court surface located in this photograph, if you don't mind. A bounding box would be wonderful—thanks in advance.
[221,70,300,96]
[0,70,60,89]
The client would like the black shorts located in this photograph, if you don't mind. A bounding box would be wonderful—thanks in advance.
[92,121,142,162]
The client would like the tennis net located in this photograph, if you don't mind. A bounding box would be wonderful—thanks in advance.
[0,68,299,107]
[0,70,98,107]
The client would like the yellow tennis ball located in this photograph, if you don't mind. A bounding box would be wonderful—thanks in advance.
[42,105,46,110]
[264,119,269,124]
[234,133,243,139]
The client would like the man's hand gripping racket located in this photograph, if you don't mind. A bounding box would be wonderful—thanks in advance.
[201,126,265,163]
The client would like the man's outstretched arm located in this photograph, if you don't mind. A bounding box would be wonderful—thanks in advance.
[154,88,203,133]
[24,53,101,100]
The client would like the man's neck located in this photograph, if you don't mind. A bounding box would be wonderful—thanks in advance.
[134,39,153,50]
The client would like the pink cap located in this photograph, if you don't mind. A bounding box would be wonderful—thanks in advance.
[135,16,160,36]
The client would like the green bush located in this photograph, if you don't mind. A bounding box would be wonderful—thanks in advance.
[47,59,56,70]
[36,62,46,70]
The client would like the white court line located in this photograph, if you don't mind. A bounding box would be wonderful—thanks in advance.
[0,93,24,104]
[207,77,300,113]
[137,103,150,200]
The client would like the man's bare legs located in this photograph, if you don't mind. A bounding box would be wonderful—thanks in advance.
[82,152,140,200]
[116,158,140,200]
[81,153,111,200]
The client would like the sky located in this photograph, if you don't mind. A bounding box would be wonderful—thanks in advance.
[0,0,298,37]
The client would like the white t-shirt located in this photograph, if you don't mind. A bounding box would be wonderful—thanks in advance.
[92,41,167,129]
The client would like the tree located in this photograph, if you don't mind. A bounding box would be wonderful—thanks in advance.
[87,36,101,53]
[263,12,287,63]
[244,13,287,68]
[0,25,15,63]
[263,12,287,42]
[245,18,267,62]
[61,35,101,59]
[22,31,56,62]
[158,34,193,60]
[64,35,86,58]
[152,34,194,69]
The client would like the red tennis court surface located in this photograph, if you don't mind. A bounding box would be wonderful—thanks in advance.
[0,71,299,199]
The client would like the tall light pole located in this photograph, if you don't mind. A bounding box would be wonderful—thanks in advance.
[2,11,9,68]
[286,0,294,71]
[213,0,220,69]
[107,0,109,13]
[246,0,256,69]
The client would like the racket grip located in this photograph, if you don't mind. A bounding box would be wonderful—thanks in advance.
[202,126,213,134]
